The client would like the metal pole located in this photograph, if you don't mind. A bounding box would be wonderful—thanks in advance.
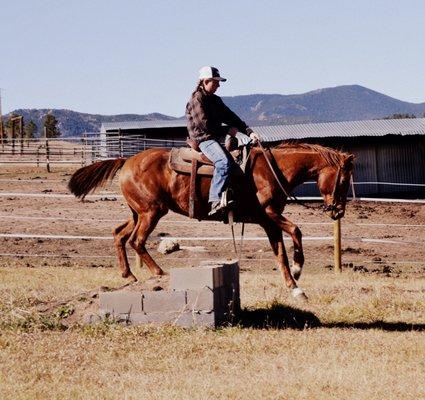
[333,219,342,273]
[44,127,50,173]
[81,134,86,166]
[0,88,4,150]
[118,129,123,158]
[11,121,15,155]
[19,117,24,155]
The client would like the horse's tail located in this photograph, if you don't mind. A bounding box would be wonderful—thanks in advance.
[68,158,126,199]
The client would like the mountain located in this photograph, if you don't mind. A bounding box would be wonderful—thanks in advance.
[3,85,425,136]
[2,109,178,137]
[222,85,425,125]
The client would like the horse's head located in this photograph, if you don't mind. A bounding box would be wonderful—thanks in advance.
[317,154,355,220]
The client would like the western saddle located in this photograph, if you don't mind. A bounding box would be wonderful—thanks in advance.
[168,137,247,219]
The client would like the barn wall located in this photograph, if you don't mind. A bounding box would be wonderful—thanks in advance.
[292,136,425,198]
[103,127,424,199]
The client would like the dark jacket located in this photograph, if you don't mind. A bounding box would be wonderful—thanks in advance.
[186,87,252,144]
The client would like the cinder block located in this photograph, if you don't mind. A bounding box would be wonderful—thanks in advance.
[186,288,216,312]
[170,266,221,290]
[142,290,186,313]
[99,291,142,315]
[126,313,150,324]
[127,311,216,328]
[175,311,216,328]
[125,312,179,325]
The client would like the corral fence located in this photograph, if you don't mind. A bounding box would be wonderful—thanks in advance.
[0,133,186,170]
[1,133,424,199]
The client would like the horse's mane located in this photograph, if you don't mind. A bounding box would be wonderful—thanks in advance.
[272,141,348,167]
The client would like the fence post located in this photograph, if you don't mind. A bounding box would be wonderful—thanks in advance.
[334,219,342,273]
[36,145,40,167]
[45,138,51,173]
[118,129,123,158]
[350,176,356,199]
[91,142,95,163]
[11,122,15,155]
[19,118,24,155]
[81,134,86,166]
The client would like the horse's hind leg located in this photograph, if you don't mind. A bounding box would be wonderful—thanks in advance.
[128,208,165,276]
[113,218,137,282]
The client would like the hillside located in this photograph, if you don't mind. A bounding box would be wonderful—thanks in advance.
[3,85,425,136]
[222,85,425,125]
[2,109,178,138]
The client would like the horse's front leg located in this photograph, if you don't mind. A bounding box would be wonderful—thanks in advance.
[260,219,307,301]
[272,214,304,281]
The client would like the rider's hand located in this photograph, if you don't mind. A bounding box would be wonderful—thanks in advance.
[249,131,261,143]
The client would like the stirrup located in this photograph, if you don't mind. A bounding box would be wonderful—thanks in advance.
[208,201,226,216]
[220,189,234,208]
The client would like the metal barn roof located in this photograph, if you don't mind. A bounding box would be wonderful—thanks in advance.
[101,117,425,140]
[254,118,425,141]
[101,119,186,132]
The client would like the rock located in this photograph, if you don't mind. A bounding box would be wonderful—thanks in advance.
[157,239,180,254]
[83,313,102,324]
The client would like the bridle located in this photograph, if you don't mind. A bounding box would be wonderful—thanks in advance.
[322,164,342,213]
[257,141,343,213]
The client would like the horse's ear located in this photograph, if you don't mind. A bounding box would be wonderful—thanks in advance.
[345,154,355,164]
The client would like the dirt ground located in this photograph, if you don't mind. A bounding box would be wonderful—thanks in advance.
[0,164,424,400]
[1,165,424,276]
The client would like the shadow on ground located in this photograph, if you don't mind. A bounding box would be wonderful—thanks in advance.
[236,304,425,331]
[236,304,321,330]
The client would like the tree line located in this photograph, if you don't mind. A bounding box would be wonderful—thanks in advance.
[1,113,61,141]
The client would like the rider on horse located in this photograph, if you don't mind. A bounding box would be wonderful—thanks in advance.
[185,66,260,216]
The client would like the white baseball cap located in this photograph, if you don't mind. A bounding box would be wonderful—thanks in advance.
[198,66,227,82]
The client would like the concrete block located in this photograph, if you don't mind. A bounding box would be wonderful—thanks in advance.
[170,266,220,290]
[99,291,142,315]
[127,311,216,328]
[126,313,150,324]
[186,288,216,312]
[175,311,216,328]
[142,290,186,313]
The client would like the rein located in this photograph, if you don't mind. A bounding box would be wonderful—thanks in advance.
[257,142,319,210]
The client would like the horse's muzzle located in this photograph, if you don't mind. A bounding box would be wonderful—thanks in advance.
[323,204,345,220]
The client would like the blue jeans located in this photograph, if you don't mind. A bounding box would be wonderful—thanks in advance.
[198,139,233,202]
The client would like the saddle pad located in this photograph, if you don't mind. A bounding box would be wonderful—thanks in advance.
[169,148,214,176]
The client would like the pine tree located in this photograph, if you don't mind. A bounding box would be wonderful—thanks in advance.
[24,120,37,140]
[42,114,61,138]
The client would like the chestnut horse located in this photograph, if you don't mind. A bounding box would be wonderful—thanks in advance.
[68,143,354,300]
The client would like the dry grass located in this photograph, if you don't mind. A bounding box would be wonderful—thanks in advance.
[1,164,424,399]
[0,265,424,400]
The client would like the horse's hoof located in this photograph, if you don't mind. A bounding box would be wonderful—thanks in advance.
[292,287,308,303]
[122,272,138,282]
[291,263,302,281]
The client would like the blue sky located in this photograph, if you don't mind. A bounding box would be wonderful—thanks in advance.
[1,0,424,117]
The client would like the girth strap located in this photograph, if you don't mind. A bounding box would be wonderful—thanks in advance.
[189,158,198,219]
